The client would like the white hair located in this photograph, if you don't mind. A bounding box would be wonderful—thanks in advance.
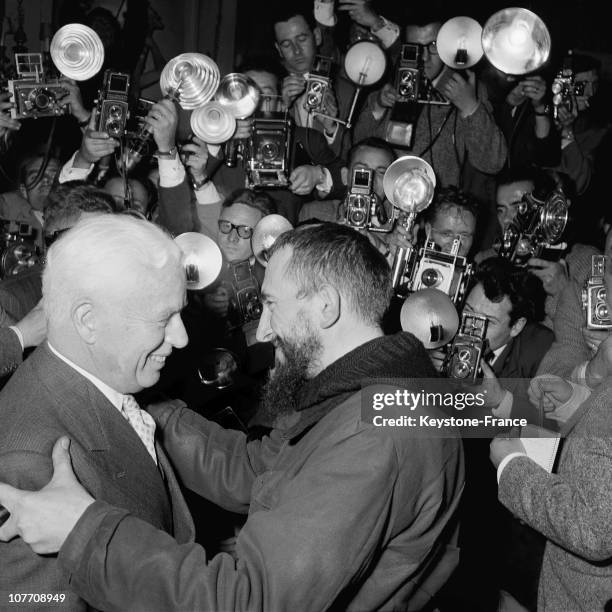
[43,214,183,324]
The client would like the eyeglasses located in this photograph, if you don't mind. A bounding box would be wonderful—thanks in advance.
[422,41,438,55]
[218,220,254,239]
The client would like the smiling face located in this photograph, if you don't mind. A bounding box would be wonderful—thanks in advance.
[274,15,319,75]
[256,246,322,374]
[93,259,188,393]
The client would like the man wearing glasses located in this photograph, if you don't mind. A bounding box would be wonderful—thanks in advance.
[353,13,507,190]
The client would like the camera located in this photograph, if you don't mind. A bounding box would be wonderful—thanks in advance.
[219,260,263,331]
[552,53,575,121]
[498,190,568,266]
[8,54,68,120]
[95,70,130,138]
[444,312,489,383]
[245,112,292,188]
[582,255,612,330]
[407,238,474,305]
[0,219,40,279]
[304,56,332,113]
[344,168,395,232]
[396,44,422,102]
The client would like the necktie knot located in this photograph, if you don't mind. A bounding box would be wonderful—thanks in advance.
[121,395,157,464]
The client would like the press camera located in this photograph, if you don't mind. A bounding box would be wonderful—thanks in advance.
[95,70,130,138]
[582,254,612,330]
[392,236,473,305]
[8,54,68,120]
[552,53,576,121]
[497,190,568,266]
[245,112,292,188]
[0,219,40,279]
[304,56,332,113]
[444,312,489,383]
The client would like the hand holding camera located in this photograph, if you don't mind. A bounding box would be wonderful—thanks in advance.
[0,92,21,136]
[57,77,89,124]
[319,88,339,134]
[74,111,119,168]
[180,137,209,182]
[374,83,398,113]
[528,256,568,296]
[582,327,609,355]
[282,75,306,110]
[289,164,324,195]
[145,98,178,152]
[440,70,478,117]
[475,361,506,409]
[233,118,253,140]
[585,333,612,388]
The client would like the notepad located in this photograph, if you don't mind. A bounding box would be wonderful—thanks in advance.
[520,425,561,473]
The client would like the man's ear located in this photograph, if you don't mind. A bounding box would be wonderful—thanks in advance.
[314,283,340,329]
[314,26,322,48]
[274,42,282,59]
[72,301,97,344]
[509,316,526,339]
[424,221,432,236]
[341,166,348,186]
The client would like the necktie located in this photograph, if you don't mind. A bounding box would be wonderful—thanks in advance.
[121,394,158,464]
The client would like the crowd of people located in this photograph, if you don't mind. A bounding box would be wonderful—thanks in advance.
[1,2,612,611]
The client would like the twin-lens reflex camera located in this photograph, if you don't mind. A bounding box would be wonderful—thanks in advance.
[0,219,40,279]
[582,254,612,330]
[344,168,394,232]
[444,312,490,383]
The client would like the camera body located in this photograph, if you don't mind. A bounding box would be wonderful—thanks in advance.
[408,238,474,305]
[8,54,68,120]
[444,312,489,383]
[396,44,422,102]
[0,219,40,279]
[498,190,568,266]
[96,70,130,138]
[552,53,575,121]
[582,254,612,330]
[304,56,332,113]
[220,260,263,331]
[245,113,292,188]
[345,168,394,232]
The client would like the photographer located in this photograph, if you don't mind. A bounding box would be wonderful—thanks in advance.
[352,12,507,191]
[198,65,345,225]
[488,167,599,326]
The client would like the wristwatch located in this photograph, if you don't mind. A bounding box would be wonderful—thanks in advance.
[190,175,210,190]
[154,146,178,160]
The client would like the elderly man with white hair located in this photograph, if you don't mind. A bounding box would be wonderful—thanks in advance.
[0,214,194,610]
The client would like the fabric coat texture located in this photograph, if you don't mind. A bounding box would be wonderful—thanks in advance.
[57,332,464,611]
[499,380,612,611]
[0,343,195,611]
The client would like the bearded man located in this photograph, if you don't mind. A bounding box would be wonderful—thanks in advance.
[0,223,464,612]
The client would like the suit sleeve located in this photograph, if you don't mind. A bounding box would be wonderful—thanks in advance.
[58,431,403,612]
[299,128,345,200]
[537,280,591,378]
[498,431,612,562]
[457,93,507,175]
[156,178,201,235]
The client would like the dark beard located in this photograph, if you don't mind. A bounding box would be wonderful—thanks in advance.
[259,332,322,426]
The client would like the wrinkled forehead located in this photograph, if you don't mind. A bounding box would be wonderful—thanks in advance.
[433,203,476,228]
[263,246,297,295]
[405,23,441,45]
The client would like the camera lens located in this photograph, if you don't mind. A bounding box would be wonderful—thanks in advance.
[596,303,609,320]
[349,209,366,226]
[421,268,441,288]
[597,287,607,301]
[451,357,471,379]
[260,140,279,161]
[106,120,121,136]
[32,88,54,111]
[109,104,123,119]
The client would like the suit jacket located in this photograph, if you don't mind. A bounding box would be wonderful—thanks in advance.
[499,380,612,611]
[0,265,43,327]
[0,344,195,611]
[0,327,22,378]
